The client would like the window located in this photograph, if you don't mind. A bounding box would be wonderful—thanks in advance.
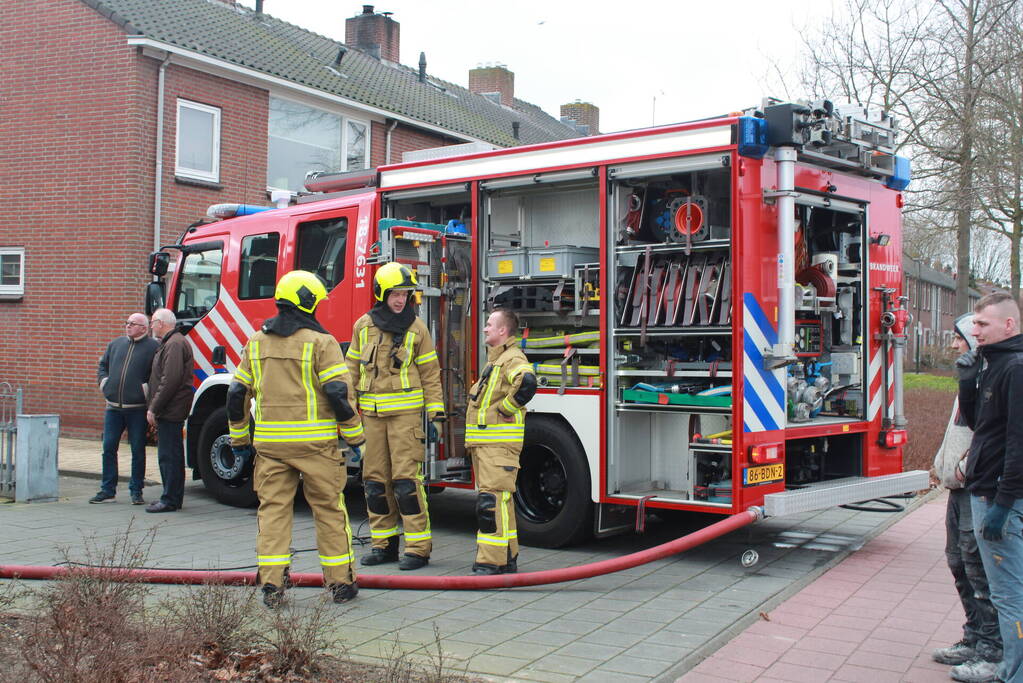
[176,99,221,182]
[267,97,369,192]
[239,233,280,300]
[0,248,24,299]
[296,218,347,290]
[346,119,367,170]
[174,244,223,320]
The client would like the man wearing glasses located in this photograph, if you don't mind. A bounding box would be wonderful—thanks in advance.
[91,313,159,504]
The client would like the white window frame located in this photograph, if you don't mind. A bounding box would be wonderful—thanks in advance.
[175,99,221,182]
[343,117,371,172]
[266,95,371,193]
[0,247,25,299]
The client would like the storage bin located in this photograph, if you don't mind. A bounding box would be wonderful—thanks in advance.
[487,248,528,279]
[528,246,599,279]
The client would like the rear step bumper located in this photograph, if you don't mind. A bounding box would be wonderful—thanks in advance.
[763,470,930,517]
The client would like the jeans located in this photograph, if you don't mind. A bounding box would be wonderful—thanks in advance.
[947,489,1002,661]
[972,494,1023,682]
[100,408,148,496]
[156,420,185,508]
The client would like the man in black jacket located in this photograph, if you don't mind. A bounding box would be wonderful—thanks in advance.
[90,313,159,505]
[959,292,1023,683]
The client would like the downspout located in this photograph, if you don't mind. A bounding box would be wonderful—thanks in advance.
[384,119,398,165]
[772,147,798,363]
[154,53,172,252]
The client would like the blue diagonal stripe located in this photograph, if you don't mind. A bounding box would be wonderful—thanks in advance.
[744,292,778,346]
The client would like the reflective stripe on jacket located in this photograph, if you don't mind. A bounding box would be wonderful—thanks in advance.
[465,337,534,446]
[345,315,444,417]
[229,328,363,457]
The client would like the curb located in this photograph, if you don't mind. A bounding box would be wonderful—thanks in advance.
[59,469,161,487]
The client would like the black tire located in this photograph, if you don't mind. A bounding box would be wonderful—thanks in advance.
[514,416,593,548]
[196,406,258,507]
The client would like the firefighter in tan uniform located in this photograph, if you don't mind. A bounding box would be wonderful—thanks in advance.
[465,308,537,575]
[227,270,365,607]
[346,262,444,571]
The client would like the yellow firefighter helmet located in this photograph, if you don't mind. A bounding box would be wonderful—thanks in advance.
[275,270,328,313]
[373,262,418,302]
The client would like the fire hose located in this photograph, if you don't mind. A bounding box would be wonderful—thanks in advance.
[0,507,762,590]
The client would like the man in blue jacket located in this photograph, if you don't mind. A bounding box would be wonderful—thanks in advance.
[959,292,1023,683]
[91,313,159,505]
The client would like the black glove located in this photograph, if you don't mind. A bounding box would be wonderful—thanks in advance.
[956,350,980,382]
[231,445,254,470]
[982,502,1011,541]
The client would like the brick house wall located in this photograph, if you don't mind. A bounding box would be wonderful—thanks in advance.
[1,3,504,437]
[0,0,152,434]
[158,67,270,244]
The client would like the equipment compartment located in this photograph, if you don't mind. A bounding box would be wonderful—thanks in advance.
[611,410,732,503]
[480,175,602,392]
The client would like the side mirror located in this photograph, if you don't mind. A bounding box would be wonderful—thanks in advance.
[148,251,170,277]
[211,345,227,365]
[144,281,165,315]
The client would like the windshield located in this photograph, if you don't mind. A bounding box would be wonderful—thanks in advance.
[174,245,223,320]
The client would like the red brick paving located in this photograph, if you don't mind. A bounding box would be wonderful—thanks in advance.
[679,494,965,682]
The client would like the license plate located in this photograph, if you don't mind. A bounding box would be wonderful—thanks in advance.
[743,463,784,486]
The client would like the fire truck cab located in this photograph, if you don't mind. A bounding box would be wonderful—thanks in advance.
[147,99,927,548]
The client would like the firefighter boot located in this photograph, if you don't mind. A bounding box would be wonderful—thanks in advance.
[398,553,429,571]
[360,536,399,566]
[504,548,518,574]
[471,562,501,575]
[262,583,285,609]
[329,581,359,604]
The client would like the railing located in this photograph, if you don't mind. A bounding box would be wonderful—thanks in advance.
[0,382,22,496]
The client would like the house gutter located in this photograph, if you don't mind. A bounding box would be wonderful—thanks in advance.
[125,37,487,146]
[154,53,172,252]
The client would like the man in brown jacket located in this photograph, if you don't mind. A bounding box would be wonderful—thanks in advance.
[146,308,195,513]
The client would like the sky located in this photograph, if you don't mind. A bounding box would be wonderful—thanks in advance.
[237,0,839,134]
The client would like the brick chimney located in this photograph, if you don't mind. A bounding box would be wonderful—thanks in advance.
[469,64,514,107]
[345,5,399,63]
[560,101,600,135]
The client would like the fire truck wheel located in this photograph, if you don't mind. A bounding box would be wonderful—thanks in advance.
[197,406,258,508]
[515,417,593,548]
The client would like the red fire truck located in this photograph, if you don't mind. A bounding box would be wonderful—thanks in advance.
[146,99,926,548]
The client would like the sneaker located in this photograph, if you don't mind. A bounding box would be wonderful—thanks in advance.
[130,493,145,505]
[89,491,115,504]
[329,581,359,604]
[360,538,399,566]
[934,640,976,665]
[398,553,429,571]
[950,658,1000,683]
[262,584,285,609]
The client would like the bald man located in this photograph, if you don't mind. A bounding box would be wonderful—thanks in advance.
[958,292,1023,683]
[91,313,159,505]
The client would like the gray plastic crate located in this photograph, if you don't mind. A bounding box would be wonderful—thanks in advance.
[487,248,528,279]
[529,246,599,279]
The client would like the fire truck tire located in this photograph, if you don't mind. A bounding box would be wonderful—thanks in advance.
[515,417,593,548]
[197,407,258,508]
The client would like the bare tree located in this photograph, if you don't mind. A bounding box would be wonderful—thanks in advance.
[974,7,1023,300]
[972,226,1012,284]
[783,0,1018,313]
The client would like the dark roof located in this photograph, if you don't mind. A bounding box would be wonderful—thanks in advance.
[904,258,956,288]
[80,0,580,147]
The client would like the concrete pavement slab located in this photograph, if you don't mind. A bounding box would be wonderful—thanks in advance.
[1,437,956,681]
